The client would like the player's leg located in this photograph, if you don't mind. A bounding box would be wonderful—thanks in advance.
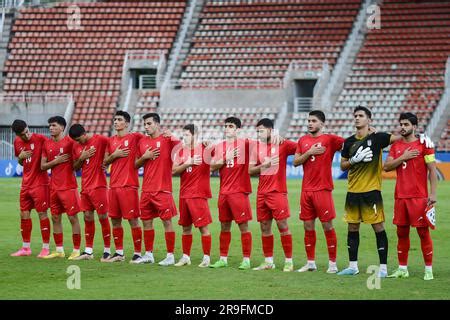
[417,227,433,280]
[298,219,317,272]
[175,225,192,267]
[43,213,65,259]
[198,225,211,267]
[209,221,232,268]
[156,218,175,266]
[76,210,95,260]
[210,194,232,268]
[338,192,361,276]
[11,189,34,256]
[36,211,51,258]
[11,209,32,257]
[298,191,317,272]
[321,221,338,273]
[97,213,112,261]
[253,219,275,270]
[128,217,143,264]
[237,221,252,270]
[277,219,294,272]
[108,217,125,262]
[67,213,82,260]
[156,193,177,266]
[141,218,155,264]
[253,194,275,271]
[367,190,388,277]
[388,199,410,278]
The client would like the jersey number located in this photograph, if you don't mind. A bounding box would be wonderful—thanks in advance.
[186,166,192,173]
[402,162,407,169]
[226,159,234,168]
[310,155,315,162]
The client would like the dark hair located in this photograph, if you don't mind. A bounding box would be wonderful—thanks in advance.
[143,113,160,124]
[183,124,198,136]
[256,118,274,129]
[399,112,418,126]
[309,110,326,123]
[11,119,27,135]
[48,116,66,128]
[115,110,131,123]
[225,116,241,129]
[69,124,86,139]
[353,106,372,119]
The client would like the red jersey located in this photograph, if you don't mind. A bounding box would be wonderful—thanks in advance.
[14,133,49,190]
[138,135,181,193]
[296,134,344,192]
[250,140,297,194]
[108,132,144,188]
[72,134,109,191]
[214,139,252,195]
[42,136,77,191]
[175,144,213,199]
[388,139,434,199]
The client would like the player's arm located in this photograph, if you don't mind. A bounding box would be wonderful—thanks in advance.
[293,143,325,166]
[16,150,32,166]
[340,157,351,171]
[135,146,160,169]
[248,158,273,176]
[210,147,239,172]
[383,148,420,172]
[73,147,96,171]
[104,146,130,166]
[40,154,69,171]
[426,157,437,205]
[172,155,201,175]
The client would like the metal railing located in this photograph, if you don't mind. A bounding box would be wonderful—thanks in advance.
[283,59,328,87]
[0,92,73,103]
[295,97,313,112]
[0,126,49,160]
[139,75,160,90]
[425,56,450,138]
[161,0,197,93]
[122,50,166,89]
[168,78,284,90]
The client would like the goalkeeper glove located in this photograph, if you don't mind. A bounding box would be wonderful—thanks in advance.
[349,146,373,165]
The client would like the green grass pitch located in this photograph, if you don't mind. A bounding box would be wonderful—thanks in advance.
[0,177,449,299]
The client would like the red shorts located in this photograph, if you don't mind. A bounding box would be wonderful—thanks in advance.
[140,191,177,221]
[218,193,252,224]
[394,198,428,228]
[20,185,50,212]
[300,190,336,222]
[256,192,290,222]
[108,187,140,220]
[178,198,212,228]
[80,187,109,215]
[50,189,81,216]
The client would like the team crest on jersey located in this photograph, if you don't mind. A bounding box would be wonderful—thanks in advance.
[124,140,129,147]
[367,140,372,147]
[30,143,34,150]
[60,147,64,153]
[157,141,161,148]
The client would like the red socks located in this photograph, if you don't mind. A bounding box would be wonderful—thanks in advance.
[304,230,316,261]
[396,226,410,266]
[262,234,274,257]
[144,229,155,252]
[202,234,211,256]
[99,217,111,248]
[219,231,231,257]
[39,218,50,245]
[417,227,433,266]
[182,234,193,256]
[324,229,337,262]
[241,231,252,258]
[84,219,95,249]
[280,234,293,259]
[21,219,32,243]
[165,231,175,254]
[112,226,124,251]
[131,227,142,254]
[72,233,81,250]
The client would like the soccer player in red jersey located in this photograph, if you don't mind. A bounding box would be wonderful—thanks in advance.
[172,124,214,268]
[69,124,112,261]
[135,113,180,266]
[209,116,254,270]
[103,111,143,263]
[293,110,344,274]
[249,118,297,272]
[40,116,82,260]
[11,119,51,258]
[384,112,437,281]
